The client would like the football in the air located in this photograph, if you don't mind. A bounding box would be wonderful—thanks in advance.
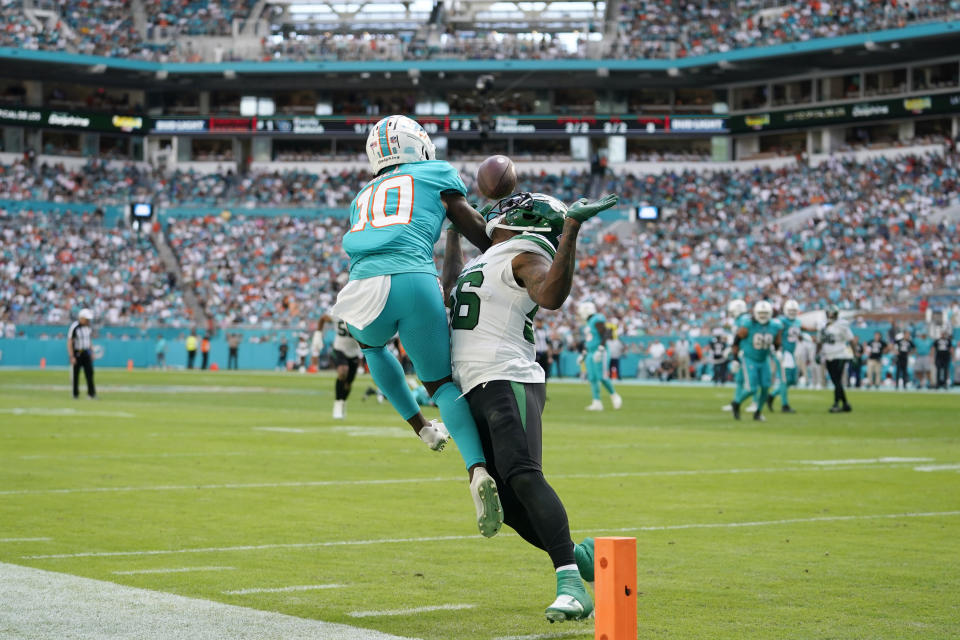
[476,155,518,200]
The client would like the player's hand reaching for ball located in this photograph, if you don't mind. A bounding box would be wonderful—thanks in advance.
[566,194,619,224]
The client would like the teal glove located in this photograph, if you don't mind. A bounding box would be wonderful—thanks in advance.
[566,194,619,224]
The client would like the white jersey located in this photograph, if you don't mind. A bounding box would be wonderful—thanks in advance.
[331,316,362,358]
[450,234,555,393]
[820,320,854,360]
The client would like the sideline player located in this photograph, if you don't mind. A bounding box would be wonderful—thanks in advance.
[768,299,802,413]
[577,301,623,411]
[820,306,855,412]
[332,115,502,537]
[445,191,617,622]
[319,313,364,419]
[730,301,781,421]
[722,298,748,411]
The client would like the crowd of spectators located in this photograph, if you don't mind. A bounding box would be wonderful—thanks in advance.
[165,213,349,327]
[0,206,189,327]
[1,148,958,335]
[3,0,959,62]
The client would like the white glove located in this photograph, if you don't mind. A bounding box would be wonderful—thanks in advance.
[577,353,586,365]
[592,346,606,363]
[729,360,741,374]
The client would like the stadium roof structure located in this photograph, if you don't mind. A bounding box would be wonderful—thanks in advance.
[1,20,958,91]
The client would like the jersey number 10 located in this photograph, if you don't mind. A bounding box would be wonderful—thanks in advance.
[350,175,415,232]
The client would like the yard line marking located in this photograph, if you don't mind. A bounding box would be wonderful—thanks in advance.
[113,566,236,575]
[348,604,475,618]
[492,630,591,640]
[22,511,960,560]
[254,427,308,433]
[0,537,51,542]
[0,408,135,418]
[914,463,960,472]
[14,450,370,461]
[797,457,933,465]
[0,562,415,640]
[223,584,344,595]
[0,462,931,497]
[587,510,960,534]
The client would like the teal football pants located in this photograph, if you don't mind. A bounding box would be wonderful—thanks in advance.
[585,350,615,401]
[349,273,485,469]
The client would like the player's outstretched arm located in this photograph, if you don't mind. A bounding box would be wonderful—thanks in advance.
[512,217,581,310]
[442,229,465,303]
[442,193,492,252]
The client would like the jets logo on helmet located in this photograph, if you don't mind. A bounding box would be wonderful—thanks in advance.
[825,306,840,322]
[753,301,773,324]
[366,115,436,174]
[784,299,800,320]
[484,192,567,249]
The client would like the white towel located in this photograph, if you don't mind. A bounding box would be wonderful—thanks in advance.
[331,275,391,330]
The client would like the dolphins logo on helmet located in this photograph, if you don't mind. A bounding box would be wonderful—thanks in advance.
[753,301,773,324]
[365,115,435,174]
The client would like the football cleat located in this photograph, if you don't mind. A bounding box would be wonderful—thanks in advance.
[745,402,758,413]
[469,467,503,538]
[545,570,594,623]
[332,400,345,420]
[585,400,604,411]
[781,405,797,413]
[574,538,595,586]
[610,393,623,410]
[731,401,741,420]
[753,412,766,422]
[829,405,843,413]
[418,420,450,452]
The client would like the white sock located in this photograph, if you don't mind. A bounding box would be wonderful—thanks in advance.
[556,564,578,573]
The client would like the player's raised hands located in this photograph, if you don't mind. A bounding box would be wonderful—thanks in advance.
[566,194,619,224]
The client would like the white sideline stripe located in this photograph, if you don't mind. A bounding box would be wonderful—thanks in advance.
[113,566,235,575]
[914,463,960,472]
[493,630,591,640]
[0,562,415,640]
[224,584,344,595]
[348,604,475,618]
[797,457,933,465]
[0,462,928,497]
[22,511,960,560]
[16,450,355,461]
[254,427,309,433]
[0,407,135,418]
[0,537,51,542]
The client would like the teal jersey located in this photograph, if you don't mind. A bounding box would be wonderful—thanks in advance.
[342,160,467,280]
[779,317,802,354]
[737,316,782,362]
[583,313,607,352]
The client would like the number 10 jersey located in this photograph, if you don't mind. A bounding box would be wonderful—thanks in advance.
[449,235,556,394]
[342,160,467,281]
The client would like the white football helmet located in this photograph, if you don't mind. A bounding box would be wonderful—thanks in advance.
[366,115,435,174]
[783,299,800,320]
[753,301,773,324]
[727,299,747,318]
[577,301,597,321]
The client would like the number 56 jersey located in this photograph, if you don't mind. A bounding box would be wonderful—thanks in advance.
[342,160,467,281]
[449,235,556,394]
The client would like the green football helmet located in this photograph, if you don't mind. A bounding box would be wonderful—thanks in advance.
[485,192,567,248]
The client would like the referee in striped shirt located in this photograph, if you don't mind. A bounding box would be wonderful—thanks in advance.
[67,309,96,399]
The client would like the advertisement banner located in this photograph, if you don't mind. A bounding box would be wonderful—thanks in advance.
[729,91,960,133]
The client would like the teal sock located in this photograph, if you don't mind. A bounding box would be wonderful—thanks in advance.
[431,382,485,469]
[589,380,601,400]
[361,347,419,420]
[601,378,615,395]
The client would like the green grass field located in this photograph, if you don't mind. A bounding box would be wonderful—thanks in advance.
[1,369,959,639]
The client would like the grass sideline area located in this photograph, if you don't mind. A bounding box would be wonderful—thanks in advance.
[1,369,959,639]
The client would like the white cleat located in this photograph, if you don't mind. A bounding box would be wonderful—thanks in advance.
[418,419,450,452]
[469,466,503,538]
[745,402,758,413]
[585,400,604,411]
[332,400,345,420]
[721,404,733,412]
[610,393,623,410]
